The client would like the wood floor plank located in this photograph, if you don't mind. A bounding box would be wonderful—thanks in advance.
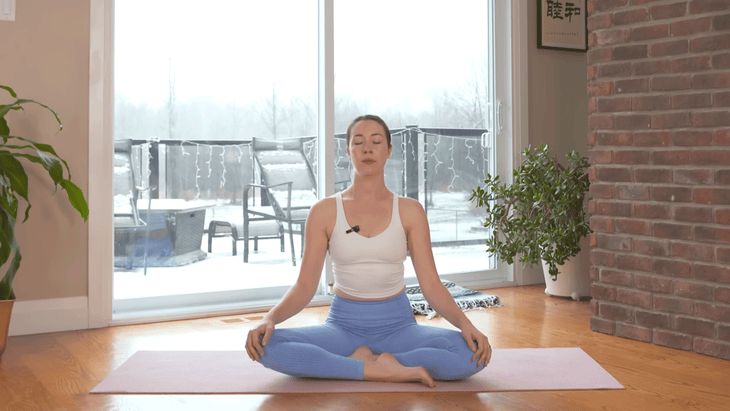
[1,284,729,410]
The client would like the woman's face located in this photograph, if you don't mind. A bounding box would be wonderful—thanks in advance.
[347,120,393,174]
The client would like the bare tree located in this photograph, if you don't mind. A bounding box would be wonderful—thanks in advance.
[259,83,282,139]
[166,56,177,140]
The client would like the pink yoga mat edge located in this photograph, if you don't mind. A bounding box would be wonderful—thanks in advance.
[91,347,624,394]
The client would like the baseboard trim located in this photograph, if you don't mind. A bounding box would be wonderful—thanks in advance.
[8,296,88,336]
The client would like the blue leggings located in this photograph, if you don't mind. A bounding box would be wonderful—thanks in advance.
[257,292,485,380]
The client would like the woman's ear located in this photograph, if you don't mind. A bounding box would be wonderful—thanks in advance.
[388,144,393,157]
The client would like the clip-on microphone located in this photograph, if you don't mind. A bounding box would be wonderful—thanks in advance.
[345,225,360,234]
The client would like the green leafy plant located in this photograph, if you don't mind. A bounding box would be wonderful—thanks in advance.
[470,144,591,280]
[0,85,89,300]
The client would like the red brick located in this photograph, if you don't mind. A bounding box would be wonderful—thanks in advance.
[595,132,632,146]
[673,169,713,185]
[695,188,730,204]
[719,325,730,342]
[614,44,649,60]
[589,150,613,164]
[716,91,730,107]
[693,263,730,283]
[713,13,730,31]
[695,301,730,322]
[588,14,613,31]
[717,209,730,225]
[617,288,653,309]
[632,95,670,111]
[675,316,715,338]
[713,52,730,68]
[654,329,693,351]
[615,150,650,164]
[588,48,613,65]
[590,316,615,335]
[614,8,648,26]
[631,23,669,42]
[716,286,730,304]
[674,280,714,300]
[597,94,631,110]
[633,131,670,146]
[673,206,713,223]
[635,168,672,183]
[673,130,713,146]
[694,71,730,89]
[591,299,599,315]
[695,226,730,244]
[652,112,692,129]
[597,167,632,182]
[591,250,616,267]
[718,247,730,263]
[653,222,692,240]
[597,201,632,217]
[634,239,669,256]
[596,63,631,78]
[671,57,712,73]
[671,16,712,36]
[616,185,650,200]
[672,92,712,109]
[616,78,650,94]
[654,259,692,277]
[587,82,613,96]
[634,204,669,219]
[717,170,730,185]
[615,219,651,235]
[590,115,615,130]
[693,111,730,127]
[615,114,652,130]
[590,184,614,199]
[591,217,614,233]
[635,59,672,76]
[652,186,692,202]
[616,323,652,342]
[651,2,687,20]
[691,33,730,53]
[671,242,714,261]
[635,274,674,293]
[692,150,730,165]
[617,254,653,273]
[591,267,600,282]
[651,41,690,58]
[653,295,694,314]
[600,269,634,286]
[600,303,635,322]
[597,234,632,251]
[652,150,691,165]
[693,338,730,361]
[592,283,617,301]
[636,310,671,328]
[715,129,730,145]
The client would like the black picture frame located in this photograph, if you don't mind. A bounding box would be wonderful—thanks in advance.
[537,0,588,53]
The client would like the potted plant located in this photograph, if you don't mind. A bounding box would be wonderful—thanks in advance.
[0,85,89,359]
[470,144,592,299]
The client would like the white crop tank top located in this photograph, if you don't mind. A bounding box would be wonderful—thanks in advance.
[329,192,407,298]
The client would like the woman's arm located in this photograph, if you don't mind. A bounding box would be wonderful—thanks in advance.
[246,198,332,360]
[401,198,492,367]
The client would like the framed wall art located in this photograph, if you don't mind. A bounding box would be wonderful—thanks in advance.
[537,0,588,52]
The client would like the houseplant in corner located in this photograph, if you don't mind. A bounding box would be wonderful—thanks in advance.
[471,144,591,299]
[0,85,89,359]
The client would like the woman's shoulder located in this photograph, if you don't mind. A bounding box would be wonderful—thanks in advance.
[398,196,427,225]
[310,196,337,216]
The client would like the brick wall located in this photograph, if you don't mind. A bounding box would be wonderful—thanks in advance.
[587,0,730,360]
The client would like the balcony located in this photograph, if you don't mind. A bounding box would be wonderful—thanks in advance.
[113,126,493,303]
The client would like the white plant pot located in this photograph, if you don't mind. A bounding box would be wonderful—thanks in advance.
[541,236,592,301]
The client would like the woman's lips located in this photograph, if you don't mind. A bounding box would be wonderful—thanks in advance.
[362,159,376,164]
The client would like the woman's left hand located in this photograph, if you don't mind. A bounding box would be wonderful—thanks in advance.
[461,323,492,368]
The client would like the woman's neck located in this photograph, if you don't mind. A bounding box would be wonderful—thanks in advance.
[346,175,391,200]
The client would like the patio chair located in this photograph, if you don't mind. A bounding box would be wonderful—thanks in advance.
[113,139,155,275]
[242,137,318,266]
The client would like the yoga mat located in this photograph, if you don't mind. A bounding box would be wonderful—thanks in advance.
[91,348,623,394]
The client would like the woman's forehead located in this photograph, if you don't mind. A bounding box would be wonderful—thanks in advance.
[352,120,385,137]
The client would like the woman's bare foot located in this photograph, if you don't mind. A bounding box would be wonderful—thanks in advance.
[363,352,436,388]
[348,346,379,362]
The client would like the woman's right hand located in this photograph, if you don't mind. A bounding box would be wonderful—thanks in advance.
[245,319,275,361]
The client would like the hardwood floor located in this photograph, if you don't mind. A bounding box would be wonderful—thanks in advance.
[1,284,728,411]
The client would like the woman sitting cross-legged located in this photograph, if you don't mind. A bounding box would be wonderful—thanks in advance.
[245,114,492,387]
